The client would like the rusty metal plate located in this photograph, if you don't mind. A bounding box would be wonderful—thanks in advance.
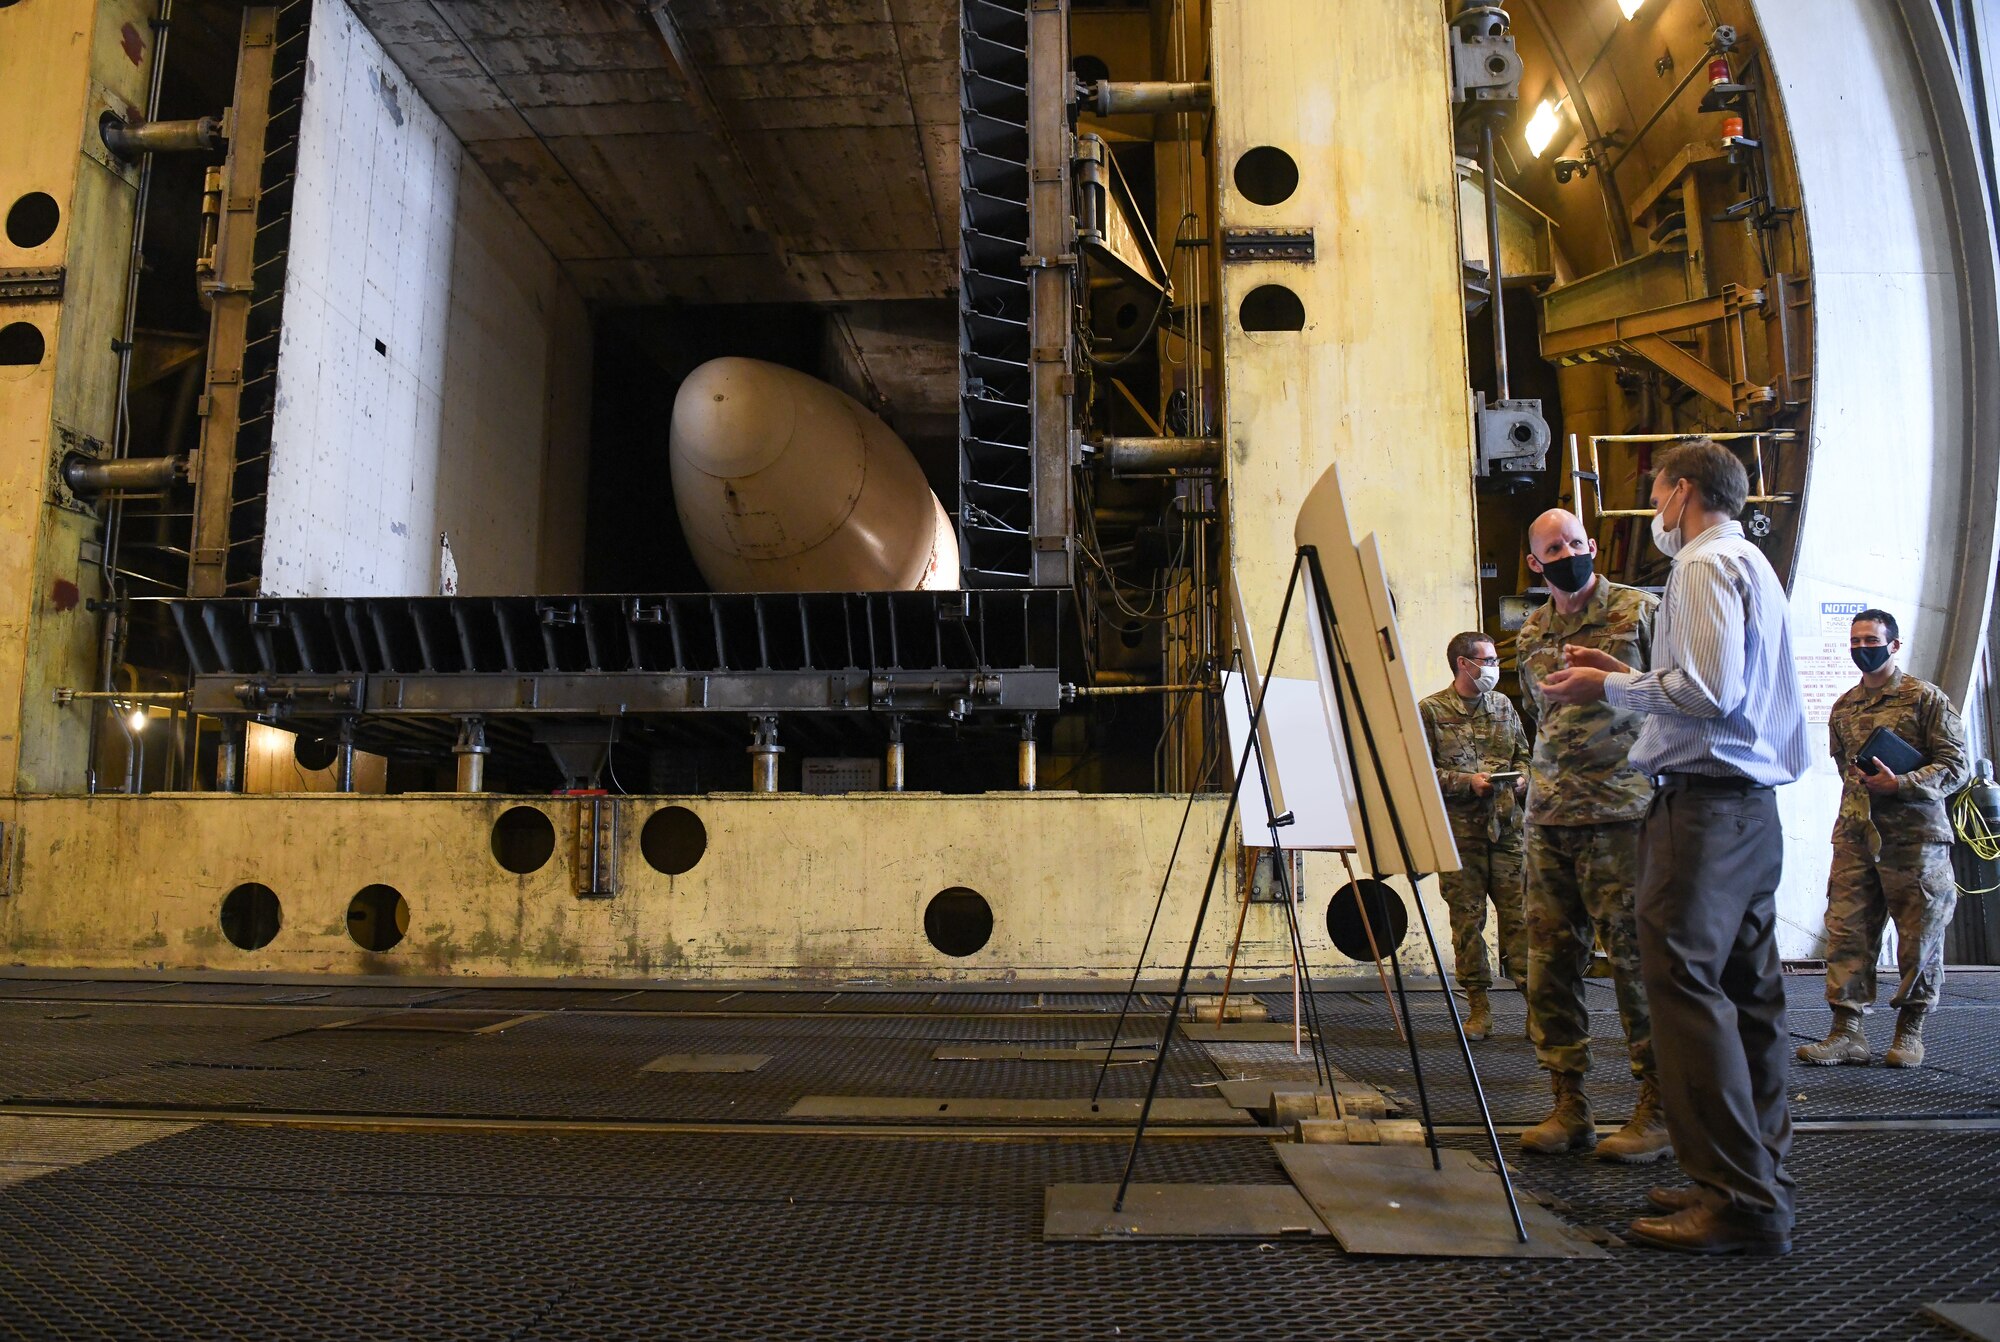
[1275,1145,1606,1259]
[1926,1303,2000,1342]
[1043,1183,1330,1240]
[1179,1022,1309,1043]
[784,1096,1252,1124]
[321,1012,542,1034]
[640,1054,772,1074]
[932,1043,1157,1063]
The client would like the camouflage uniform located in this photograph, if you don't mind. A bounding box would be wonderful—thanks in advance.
[1822,669,1969,1010]
[1419,687,1531,990]
[1517,578,1659,1080]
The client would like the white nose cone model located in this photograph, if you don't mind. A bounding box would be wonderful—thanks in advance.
[669,357,961,592]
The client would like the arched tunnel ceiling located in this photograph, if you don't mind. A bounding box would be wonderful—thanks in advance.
[1499,0,1796,281]
[346,0,961,306]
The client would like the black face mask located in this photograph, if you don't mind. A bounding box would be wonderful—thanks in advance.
[1851,645,1893,674]
[1539,552,1594,594]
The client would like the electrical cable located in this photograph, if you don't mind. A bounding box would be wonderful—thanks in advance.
[1950,784,2000,895]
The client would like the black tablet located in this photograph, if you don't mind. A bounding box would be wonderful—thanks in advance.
[1855,726,1925,778]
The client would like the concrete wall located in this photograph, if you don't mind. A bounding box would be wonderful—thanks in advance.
[264,0,588,598]
[1758,0,1999,956]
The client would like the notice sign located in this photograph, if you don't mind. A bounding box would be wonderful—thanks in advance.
[1797,600,1866,723]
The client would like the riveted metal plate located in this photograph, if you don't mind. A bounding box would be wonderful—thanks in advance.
[1221,227,1315,263]
[1180,1022,1310,1043]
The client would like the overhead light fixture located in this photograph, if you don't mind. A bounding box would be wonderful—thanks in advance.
[1618,0,1646,18]
[1525,99,1562,157]
[127,706,148,732]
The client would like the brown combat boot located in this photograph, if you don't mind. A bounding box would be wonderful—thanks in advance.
[1596,1076,1674,1164]
[1884,1007,1927,1068]
[1520,1071,1595,1154]
[1462,988,1492,1041]
[1796,1005,1870,1066]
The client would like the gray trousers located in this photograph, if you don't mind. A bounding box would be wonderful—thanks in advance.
[1635,780,1795,1234]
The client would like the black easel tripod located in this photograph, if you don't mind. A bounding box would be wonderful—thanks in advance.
[1103,548,1526,1242]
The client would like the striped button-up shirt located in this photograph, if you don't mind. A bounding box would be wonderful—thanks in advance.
[1602,521,1812,786]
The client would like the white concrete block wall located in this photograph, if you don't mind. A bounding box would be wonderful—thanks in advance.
[266,0,588,598]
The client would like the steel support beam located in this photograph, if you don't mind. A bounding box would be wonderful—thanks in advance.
[187,8,276,597]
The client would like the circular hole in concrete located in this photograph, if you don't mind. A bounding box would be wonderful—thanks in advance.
[347,883,409,952]
[1239,284,1305,333]
[0,321,46,367]
[1233,146,1299,207]
[1072,54,1110,85]
[491,805,556,874]
[1326,878,1409,960]
[925,886,993,958]
[1114,301,1139,330]
[5,192,59,249]
[641,805,707,875]
[219,882,281,951]
[292,732,338,772]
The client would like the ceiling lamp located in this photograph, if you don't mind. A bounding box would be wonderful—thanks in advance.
[1525,99,1562,157]
[1618,0,1646,18]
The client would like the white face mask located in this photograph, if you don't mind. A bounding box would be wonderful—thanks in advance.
[1651,482,1689,559]
[1472,665,1499,694]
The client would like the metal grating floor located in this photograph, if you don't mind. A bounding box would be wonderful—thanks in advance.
[0,1123,1991,1340]
[0,971,1994,1338]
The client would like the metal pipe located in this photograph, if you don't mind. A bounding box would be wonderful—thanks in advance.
[453,717,489,793]
[62,454,187,496]
[748,715,782,793]
[1089,80,1211,117]
[1481,120,1511,402]
[53,689,188,704]
[215,724,242,793]
[1017,740,1038,792]
[102,114,221,160]
[1069,683,1210,698]
[335,720,356,793]
[885,716,906,792]
[1093,437,1222,471]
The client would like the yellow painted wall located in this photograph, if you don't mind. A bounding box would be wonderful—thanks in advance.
[0,794,1438,980]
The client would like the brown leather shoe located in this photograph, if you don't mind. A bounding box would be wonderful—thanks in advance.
[1628,1205,1791,1256]
[1645,1185,1704,1213]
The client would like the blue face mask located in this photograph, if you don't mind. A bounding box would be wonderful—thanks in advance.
[1851,645,1892,674]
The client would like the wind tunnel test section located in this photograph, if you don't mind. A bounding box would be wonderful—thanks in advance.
[96,0,1215,803]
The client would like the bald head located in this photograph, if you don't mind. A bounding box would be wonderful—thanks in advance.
[1527,509,1587,562]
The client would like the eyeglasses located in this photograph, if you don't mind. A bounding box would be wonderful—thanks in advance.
[1464,656,1500,666]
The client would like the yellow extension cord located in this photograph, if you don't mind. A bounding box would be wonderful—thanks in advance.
[1950,785,2000,895]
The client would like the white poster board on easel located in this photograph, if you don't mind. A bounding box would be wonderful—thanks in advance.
[1220,672,1355,850]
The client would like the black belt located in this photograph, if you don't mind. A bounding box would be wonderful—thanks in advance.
[1652,772,1771,793]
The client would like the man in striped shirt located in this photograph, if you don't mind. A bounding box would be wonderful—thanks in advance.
[1540,438,1811,1256]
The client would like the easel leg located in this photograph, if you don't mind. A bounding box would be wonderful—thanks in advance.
[1112,556,1305,1212]
[1304,546,1528,1243]
[1340,849,1407,1044]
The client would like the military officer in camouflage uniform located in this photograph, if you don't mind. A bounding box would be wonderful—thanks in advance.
[1515,508,1670,1163]
[1419,631,1531,1041]
[1800,608,1968,1069]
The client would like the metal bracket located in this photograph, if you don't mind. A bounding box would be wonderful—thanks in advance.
[0,268,65,302]
[1221,227,1315,263]
[1473,394,1553,477]
[1447,25,1523,110]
